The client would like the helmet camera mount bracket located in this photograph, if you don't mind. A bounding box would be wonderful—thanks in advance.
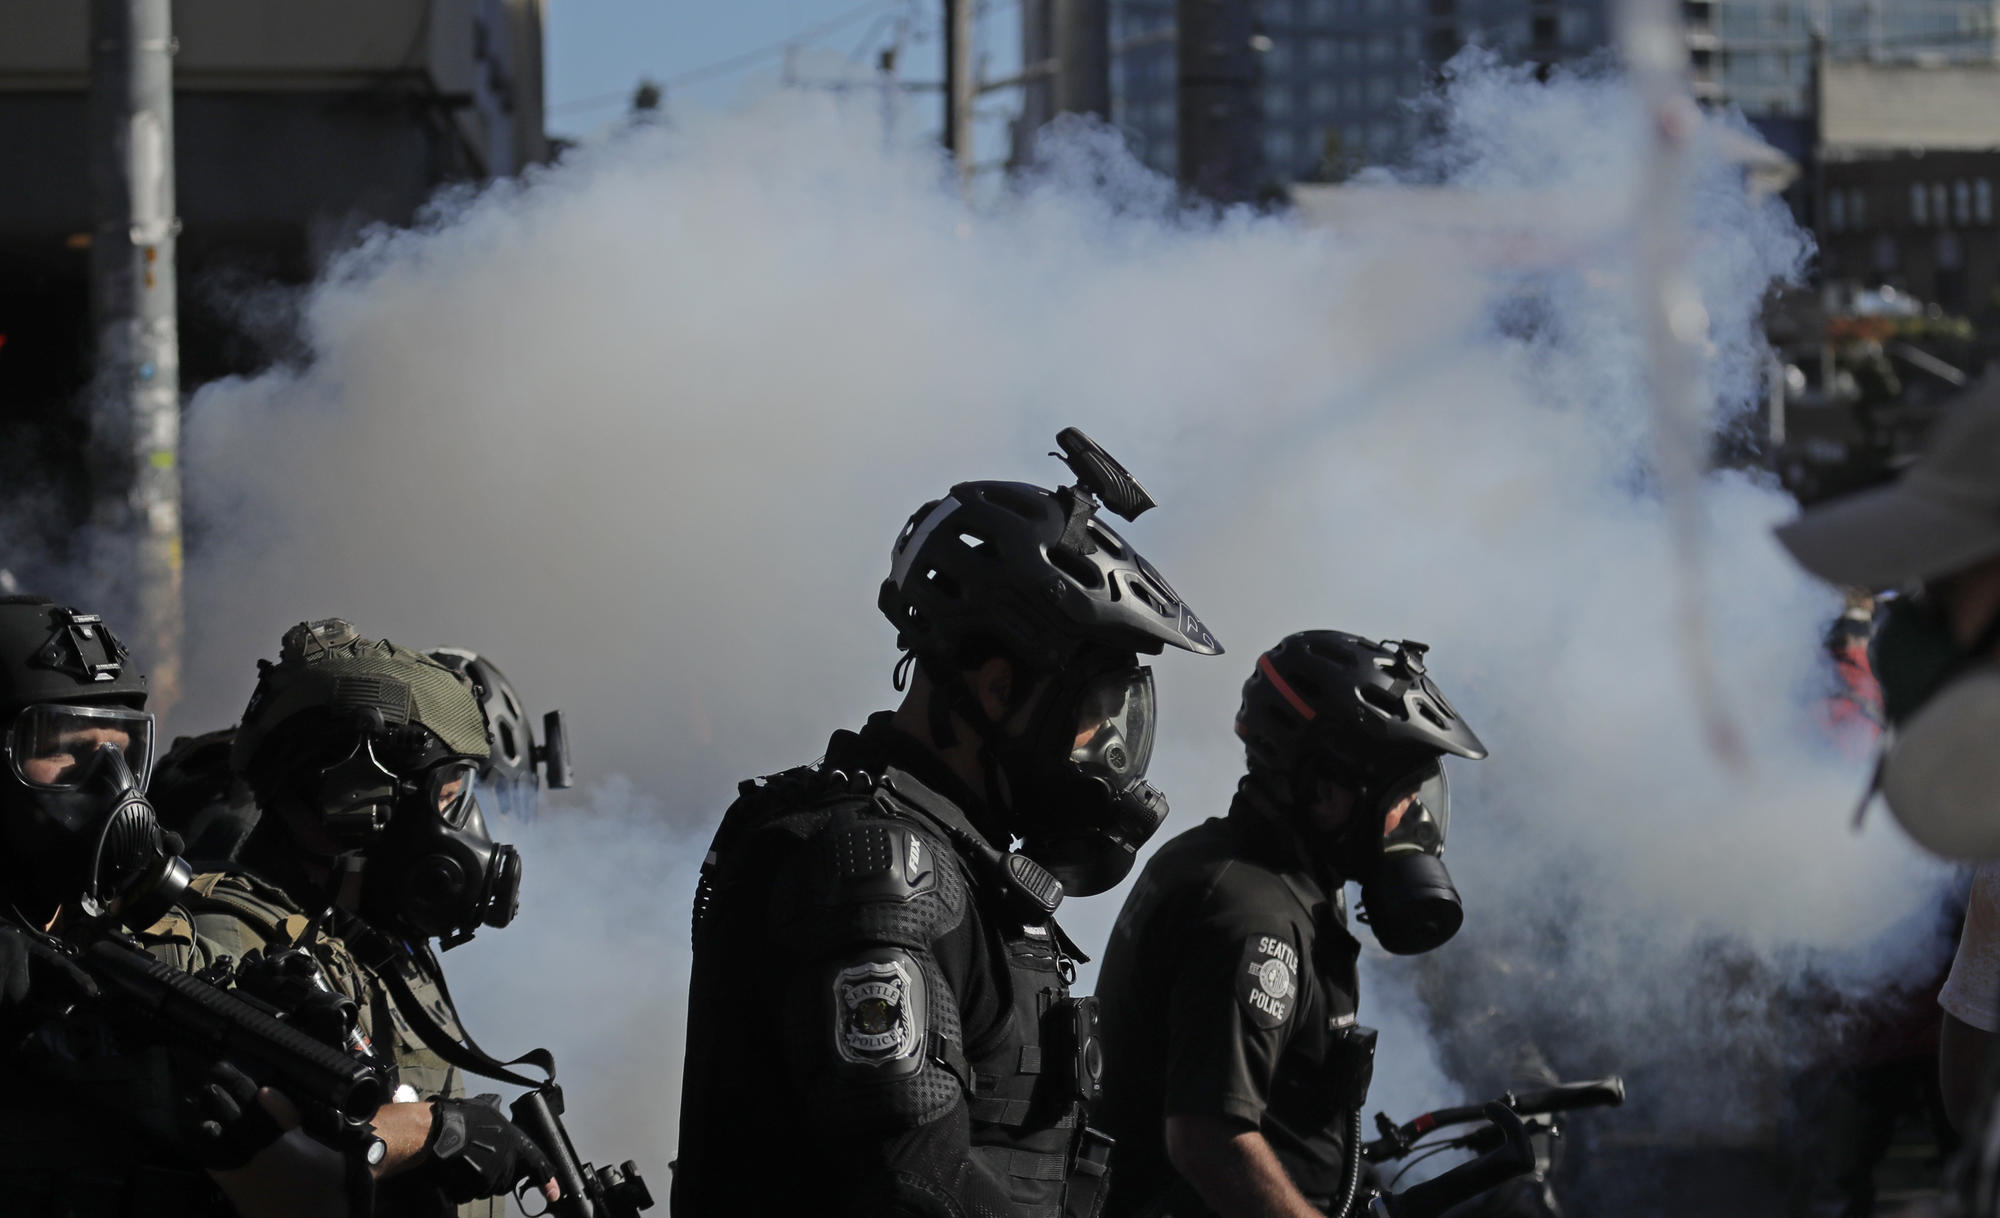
[36,609,128,682]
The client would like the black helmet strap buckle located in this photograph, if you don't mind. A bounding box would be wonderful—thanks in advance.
[36,610,127,682]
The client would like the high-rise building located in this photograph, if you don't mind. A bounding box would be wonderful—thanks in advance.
[1107,0,1998,183]
[1112,0,1623,183]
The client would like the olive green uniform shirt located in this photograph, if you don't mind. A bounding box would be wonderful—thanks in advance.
[181,870,502,1218]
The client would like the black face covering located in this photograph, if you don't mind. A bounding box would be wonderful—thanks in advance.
[952,660,1168,898]
[2,731,190,929]
[1330,762,1463,956]
[305,739,522,942]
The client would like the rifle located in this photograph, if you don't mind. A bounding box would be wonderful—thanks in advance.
[33,927,388,1120]
[511,1084,654,1218]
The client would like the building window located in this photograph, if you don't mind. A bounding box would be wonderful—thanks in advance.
[1266,86,1294,118]
[1977,179,1993,224]
[1310,38,1339,68]
[1827,190,1845,232]
[1265,128,1297,170]
[1955,179,1972,225]
[1912,181,1928,225]
[1850,188,1866,229]
[1343,79,1363,108]
[1266,40,1293,72]
[1309,79,1337,111]
[1343,38,1363,64]
[1532,14,1558,47]
[1368,76,1394,106]
[1933,183,1949,227]
[1370,33,1395,61]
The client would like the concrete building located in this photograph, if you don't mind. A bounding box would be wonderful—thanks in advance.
[0,0,547,538]
[1814,59,2000,313]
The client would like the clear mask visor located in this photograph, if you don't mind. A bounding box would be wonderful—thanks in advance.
[1068,667,1157,791]
[7,703,155,792]
[425,759,483,829]
[1379,762,1449,858]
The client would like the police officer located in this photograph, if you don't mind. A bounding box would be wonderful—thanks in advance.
[184,618,557,1217]
[0,594,360,1217]
[1095,630,1488,1218]
[673,432,1222,1217]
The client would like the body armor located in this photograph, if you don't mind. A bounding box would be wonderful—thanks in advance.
[675,756,1111,1218]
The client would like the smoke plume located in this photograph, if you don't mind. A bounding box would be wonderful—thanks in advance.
[172,57,1948,1183]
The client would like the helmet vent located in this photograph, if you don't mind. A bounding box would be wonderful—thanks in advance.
[1414,700,1449,731]
[923,567,961,598]
[1085,522,1127,557]
[497,721,519,763]
[1359,684,1407,720]
[1049,546,1105,590]
[957,532,988,551]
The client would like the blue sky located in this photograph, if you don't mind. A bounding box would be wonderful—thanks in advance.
[546,0,1025,157]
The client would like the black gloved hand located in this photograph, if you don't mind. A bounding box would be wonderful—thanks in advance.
[183,1059,289,1171]
[426,1094,557,1203]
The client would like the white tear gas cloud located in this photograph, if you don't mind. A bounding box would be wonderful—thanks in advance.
[173,59,1949,1172]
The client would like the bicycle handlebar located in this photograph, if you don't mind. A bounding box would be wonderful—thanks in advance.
[1370,1103,1535,1218]
[1363,1076,1626,1162]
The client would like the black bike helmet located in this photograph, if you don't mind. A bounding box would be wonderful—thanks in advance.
[1236,630,1486,786]
[879,432,1221,672]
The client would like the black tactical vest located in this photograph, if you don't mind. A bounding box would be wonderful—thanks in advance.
[675,757,1111,1218]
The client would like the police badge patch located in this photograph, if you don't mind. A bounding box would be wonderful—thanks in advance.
[1237,934,1299,1029]
[833,959,922,1066]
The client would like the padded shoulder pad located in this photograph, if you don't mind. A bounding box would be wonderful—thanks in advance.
[776,814,968,952]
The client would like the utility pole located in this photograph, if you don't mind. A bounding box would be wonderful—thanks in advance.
[1177,0,1263,205]
[87,0,183,712]
[944,0,975,187]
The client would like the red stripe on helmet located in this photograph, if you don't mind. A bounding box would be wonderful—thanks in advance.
[1258,653,1318,721]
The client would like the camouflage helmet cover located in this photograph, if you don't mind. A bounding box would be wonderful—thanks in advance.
[231,619,490,777]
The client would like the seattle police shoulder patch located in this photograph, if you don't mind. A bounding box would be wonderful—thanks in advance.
[1237,933,1299,1029]
[832,956,925,1066]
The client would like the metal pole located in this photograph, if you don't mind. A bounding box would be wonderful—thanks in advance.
[87,0,183,713]
[1053,0,1111,120]
[947,0,976,188]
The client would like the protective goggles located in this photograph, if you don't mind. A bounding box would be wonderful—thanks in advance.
[5,703,155,792]
[1067,666,1157,790]
[1377,762,1450,858]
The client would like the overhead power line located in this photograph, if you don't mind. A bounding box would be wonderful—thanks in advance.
[550,0,905,116]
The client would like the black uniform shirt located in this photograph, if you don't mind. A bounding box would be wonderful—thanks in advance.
[1094,792,1364,1216]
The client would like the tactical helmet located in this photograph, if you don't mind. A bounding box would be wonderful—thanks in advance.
[233,619,489,789]
[1236,630,1486,787]
[880,479,1220,673]
[0,596,147,717]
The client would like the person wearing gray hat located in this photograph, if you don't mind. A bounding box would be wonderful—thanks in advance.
[1776,375,2000,1154]
[1775,373,2000,859]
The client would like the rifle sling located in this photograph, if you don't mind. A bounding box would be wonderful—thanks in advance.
[349,923,557,1091]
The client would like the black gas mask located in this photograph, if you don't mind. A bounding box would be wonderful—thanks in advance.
[1006,662,1168,897]
[306,735,522,944]
[1328,760,1462,956]
[2,702,191,928]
